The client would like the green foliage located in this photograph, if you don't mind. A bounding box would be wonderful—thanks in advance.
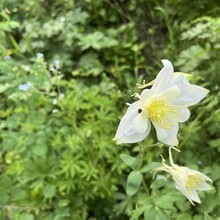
[126,171,143,197]
[0,0,219,219]
[120,154,138,170]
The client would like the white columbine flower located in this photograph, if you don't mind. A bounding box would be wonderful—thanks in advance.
[155,147,212,205]
[114,59,208,146]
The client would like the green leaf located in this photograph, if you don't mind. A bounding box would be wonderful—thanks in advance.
[150,179,165,189]
[120,154,138,170]
[78,53,104,76]
[42,185,56,198]
[32,145,48,156]
[0,83,10,93]
[144,204,157,220]
[155,193,178,210]
[204,212,212,220]
[126,171,143,196]
[176,213,192,220]
[155,208,170,220]
[21,214,34,220]
[141,162,161,173]
[0,192,9,205]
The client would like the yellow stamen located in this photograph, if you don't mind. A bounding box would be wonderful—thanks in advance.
[146,99,178,129]
[185,175,202,194]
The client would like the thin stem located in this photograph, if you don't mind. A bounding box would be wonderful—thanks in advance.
[146,142,162,148]
[168,146,180,166]
[169,147,174,166]
[54,70,61,97]
[138,142,161,170]
[138,142,155,194]
[142,178,149,194]
[138,143,143,170]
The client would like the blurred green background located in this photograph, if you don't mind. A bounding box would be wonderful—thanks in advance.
[0,0,219,219]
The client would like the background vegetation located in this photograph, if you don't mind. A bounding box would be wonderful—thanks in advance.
[0,0,219,219]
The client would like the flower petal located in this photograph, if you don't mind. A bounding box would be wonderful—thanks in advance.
[140,89,156,105]
[151,59,174,94]
[114,101,141,140]
[116,121,151,144]
[153,122,179,146]
[188,190,201,204]
[178,107,190,122]
[124,125,135,136]
[175,182,196,205]
[114,100,152,144]
[187,169,213,183]
[172,74,208,106]
[159,85,181,100]
[132,113,149,133]
[197,181,213,191]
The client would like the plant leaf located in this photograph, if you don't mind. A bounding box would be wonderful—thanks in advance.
[126,171,143,196]
[120,154,138,170]
[141,162,161,173]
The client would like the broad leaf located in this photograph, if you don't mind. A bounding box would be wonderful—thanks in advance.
[126,171,143,196]
[120,154,138,170]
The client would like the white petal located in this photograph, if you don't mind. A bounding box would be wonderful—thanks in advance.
[188,190,201,204]
[153,122,179,146]
[197,181,212,191]
[178,107,190,122]
[172,74,208,106]
[140,89,156,105]
[116,121,151,144]
[151,59,174,94]
[116,133,146,144]
[175,182,196,205]
[124,125,135,136]
[114,101,141,139]
[127,100,142,113]
[187,169,212,183]
[159,85,181,100]
[184,168,212,191]
[132,113,150,133]
[114,100,153,144]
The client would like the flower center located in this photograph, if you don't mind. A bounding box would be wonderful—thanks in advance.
[146,99,178,129]
[185,175,202,194]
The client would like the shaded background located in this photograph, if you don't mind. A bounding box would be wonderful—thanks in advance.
[0,0,219,219]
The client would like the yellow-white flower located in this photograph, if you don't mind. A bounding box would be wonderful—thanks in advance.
[114,59,208,145]
[155,147,212,205]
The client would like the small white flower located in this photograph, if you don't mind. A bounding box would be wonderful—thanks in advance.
[24,65,30,72]
[52,109,58,113]
[52,98,57,105]
[50,66,55,72]
[54,60,60,69]
[37,53,44,59]
[155,147,212,205]
[19,82,31,91]
[4,55,11,60]
[114,59,208,146]
[60,93,65,98]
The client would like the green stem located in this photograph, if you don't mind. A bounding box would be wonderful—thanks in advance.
[142,178,149,194]
[138,143,143,170]
[138,142,161,194]
[8,34,24,58]
[138,142,161,169]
